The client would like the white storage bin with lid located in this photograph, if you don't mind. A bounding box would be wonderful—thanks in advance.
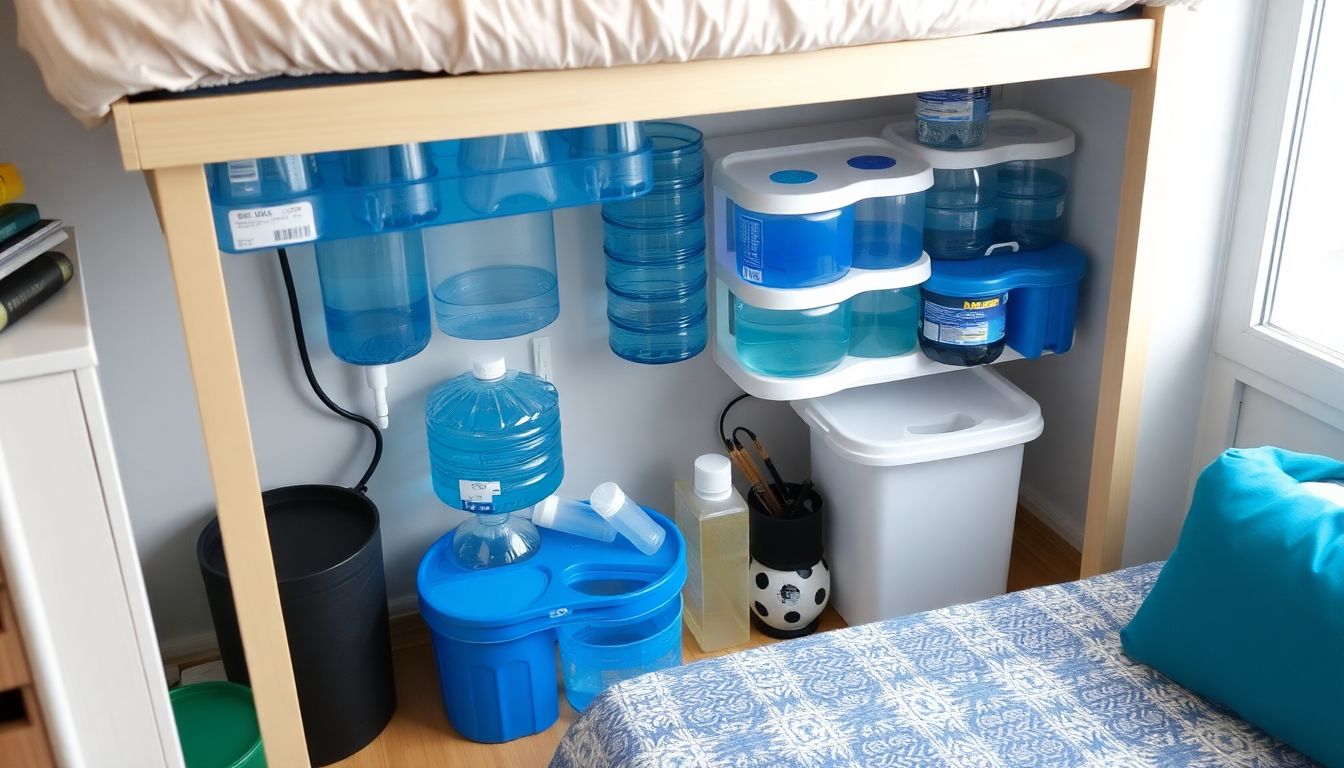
[882,110,1075,258]
[791,366,1043,626]
[713,137,933,290]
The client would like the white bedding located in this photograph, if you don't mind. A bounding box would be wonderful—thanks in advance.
[16,0,1188,126]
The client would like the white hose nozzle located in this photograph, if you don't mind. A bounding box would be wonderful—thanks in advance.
[364,364,389,429]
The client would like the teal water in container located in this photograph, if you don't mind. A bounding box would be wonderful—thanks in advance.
[425,355,564,568]
[849,287,920,358]
[733,298,850,377]
[314,231,431,366]
[559,598,683,711]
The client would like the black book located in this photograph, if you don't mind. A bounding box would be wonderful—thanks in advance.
[0,251,73,333]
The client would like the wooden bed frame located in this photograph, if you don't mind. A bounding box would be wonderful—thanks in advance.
[112,7,1174,764]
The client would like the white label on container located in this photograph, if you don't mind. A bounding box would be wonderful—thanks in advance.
[228,201,316,250]
[459,480,502,513]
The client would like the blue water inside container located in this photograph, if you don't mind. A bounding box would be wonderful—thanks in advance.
[314,231,432,365]
[432,266,559,341]
[559,599,683,711]
[733,205,853,287]
[425,366,564,516]
[733,299,849,377]
[915,88,991,149]
[925,205,996,260]
[849,287,920,358]
[995,193,1065,250]
[853,221,923,269]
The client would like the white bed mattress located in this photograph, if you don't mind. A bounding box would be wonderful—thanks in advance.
[16,0,1188,126]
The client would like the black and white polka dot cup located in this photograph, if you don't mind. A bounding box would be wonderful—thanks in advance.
[748,483,829,639]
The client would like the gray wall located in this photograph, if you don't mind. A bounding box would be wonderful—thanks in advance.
[2,0,1252,652]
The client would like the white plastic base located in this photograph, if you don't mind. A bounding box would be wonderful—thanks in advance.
[812,434,1026,626]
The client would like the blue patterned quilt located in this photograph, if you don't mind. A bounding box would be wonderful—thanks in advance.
[551,563,1315,767]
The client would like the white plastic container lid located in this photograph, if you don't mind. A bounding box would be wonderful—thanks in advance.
[791,367,1043,467]
[713,137,933,215]
[693,454,733,501]
[473,354,507,380]
[881,109,1076,169]
[589,482,627,519]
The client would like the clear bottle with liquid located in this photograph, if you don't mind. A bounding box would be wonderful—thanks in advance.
[675,454,749,652]
[425,354,564,568]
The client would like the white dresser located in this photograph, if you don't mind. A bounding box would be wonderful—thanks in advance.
[0,231,182,767]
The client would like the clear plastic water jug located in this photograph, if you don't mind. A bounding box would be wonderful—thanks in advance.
[424,211,560,340]
[341,143,439,229]
[915,88,991,149]
[314,231,432,366]
[425,355,565,569]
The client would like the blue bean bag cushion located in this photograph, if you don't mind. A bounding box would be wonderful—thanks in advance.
[1122,446,1344,767]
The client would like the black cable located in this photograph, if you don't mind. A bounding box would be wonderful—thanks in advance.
[718,393,750,448]
[277,247,383,493]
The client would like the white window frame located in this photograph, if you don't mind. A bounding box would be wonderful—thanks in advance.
[1211,0,1338,408]
[1196,0,1344,465]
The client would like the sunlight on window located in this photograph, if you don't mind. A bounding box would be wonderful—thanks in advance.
[1265,3,1343,358]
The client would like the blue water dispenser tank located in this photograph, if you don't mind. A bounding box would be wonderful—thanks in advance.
[313,230,432,426]
[424,355,565,569]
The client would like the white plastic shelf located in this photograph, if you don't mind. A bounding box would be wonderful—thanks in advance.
[712,330,1029,402]
[715,253,930,311]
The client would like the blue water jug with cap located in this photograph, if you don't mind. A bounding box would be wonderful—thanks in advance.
[425,355,564,569]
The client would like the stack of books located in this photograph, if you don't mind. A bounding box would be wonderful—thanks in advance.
[0,163,74,334]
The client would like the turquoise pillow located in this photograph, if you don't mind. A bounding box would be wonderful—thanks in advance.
[1122,446,1344,767]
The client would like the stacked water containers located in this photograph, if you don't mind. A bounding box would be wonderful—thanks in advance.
[882,110,1086,368]
[710,137,934,383]
[601,123,708,364]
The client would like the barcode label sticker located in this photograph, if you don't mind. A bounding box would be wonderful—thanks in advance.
[228,202,316,250]
[226,159,260,184]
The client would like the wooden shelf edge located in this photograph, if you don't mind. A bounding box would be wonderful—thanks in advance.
[114,18,1154,170]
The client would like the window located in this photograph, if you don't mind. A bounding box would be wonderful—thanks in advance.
[1261,3,1342,360]
[1212,0,1344,413]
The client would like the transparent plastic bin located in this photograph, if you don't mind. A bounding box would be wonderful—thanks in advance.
[853,190,925,269]
[925,204,997,260]
[848,287,920,358]
[732,297,850,377]
[314,230,432,366]
[714,139,932,289]
[606,249,708,365]
[733,205,853,287]
[558,599,683,711]
[208,123,653,253]
[602,214,707,257]
[603,183,705,228]
[995,156,1072,251]
[424,212,559,340]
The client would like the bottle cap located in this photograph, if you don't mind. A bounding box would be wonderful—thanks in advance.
[693,454,733,501]
[532,496,559,527]
[472,354,507,381]
[589,482,626,520]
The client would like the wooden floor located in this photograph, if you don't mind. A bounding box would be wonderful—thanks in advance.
[333,507,1079,768]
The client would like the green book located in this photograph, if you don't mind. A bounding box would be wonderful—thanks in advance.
[0,204,40,242]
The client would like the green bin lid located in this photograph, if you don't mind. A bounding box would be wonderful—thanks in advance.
[170,682,267,768]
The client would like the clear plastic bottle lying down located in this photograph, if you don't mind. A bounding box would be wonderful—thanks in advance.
[589,482,666,555]
[528,496,617,542]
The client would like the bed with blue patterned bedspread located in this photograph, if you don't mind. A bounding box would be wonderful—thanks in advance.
[551,563,1315,767]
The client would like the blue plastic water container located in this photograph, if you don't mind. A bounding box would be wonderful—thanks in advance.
[417,511,685,742]
[424,211,560,340]
[733,298,850,377]
[559,597,683,711]
[313,231,431,366]
[915,88,991,149]
[713,138,933,289]
[919,241,1087,366]
[206,124,653,253]
[606,247,708,364]
[848,287,920,358]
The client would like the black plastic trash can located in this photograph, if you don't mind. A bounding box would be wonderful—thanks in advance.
[197,485,396,766]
